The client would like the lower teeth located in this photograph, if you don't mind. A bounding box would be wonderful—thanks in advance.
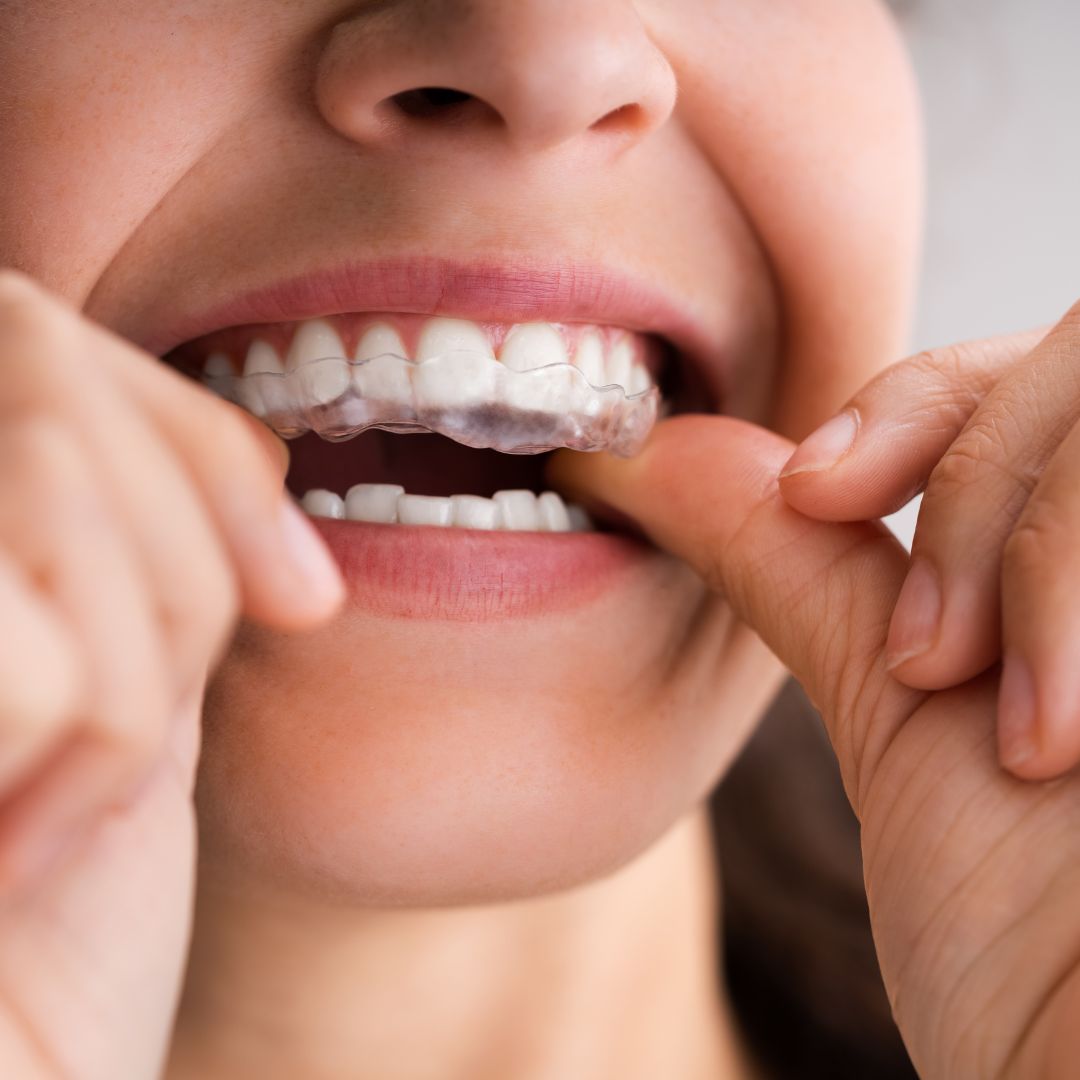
[300,485,593,532]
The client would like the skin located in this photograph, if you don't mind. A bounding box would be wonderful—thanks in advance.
[0,1,960,1077]
[554,326,1080,1077]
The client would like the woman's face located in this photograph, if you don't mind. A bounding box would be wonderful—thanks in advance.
[0,1,920,904]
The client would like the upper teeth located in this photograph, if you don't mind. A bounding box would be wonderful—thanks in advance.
[199,314,661,456]
[300,484,592,532]
[208,315,655,403]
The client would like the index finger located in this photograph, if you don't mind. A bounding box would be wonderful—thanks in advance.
[778,326,1049,522]
[0,271,340,630]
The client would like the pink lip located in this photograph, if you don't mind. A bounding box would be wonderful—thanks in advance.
[145,256,724,388]
[141,257,710,621]
[315,518,656,621]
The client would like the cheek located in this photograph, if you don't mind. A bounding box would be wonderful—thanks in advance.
[194,560,780,905]
[0,1,286,300]
[651,0,923,434]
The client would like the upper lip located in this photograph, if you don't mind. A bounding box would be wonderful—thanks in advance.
[144,256,727,396]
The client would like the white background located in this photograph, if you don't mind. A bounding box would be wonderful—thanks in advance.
[886,0,1080,546]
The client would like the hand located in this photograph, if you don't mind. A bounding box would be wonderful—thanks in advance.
[0,271,343,1079]
[778,305,1080,780]
[550,304,1080,1080]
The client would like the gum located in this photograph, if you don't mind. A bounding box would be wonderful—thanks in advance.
[202,350,659,457]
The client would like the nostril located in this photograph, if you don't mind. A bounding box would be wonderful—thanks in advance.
[389,86,476,119]
[590,102,647,134]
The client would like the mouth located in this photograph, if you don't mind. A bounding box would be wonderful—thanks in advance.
[159,260,718,618]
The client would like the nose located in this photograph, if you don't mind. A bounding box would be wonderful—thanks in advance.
[315,0,677,154]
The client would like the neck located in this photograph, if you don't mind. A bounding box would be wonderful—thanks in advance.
[168,808,754,1080]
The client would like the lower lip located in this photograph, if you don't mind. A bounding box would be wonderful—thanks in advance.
[312,518,655,621]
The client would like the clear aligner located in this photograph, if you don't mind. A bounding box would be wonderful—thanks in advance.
[202,350,659,457]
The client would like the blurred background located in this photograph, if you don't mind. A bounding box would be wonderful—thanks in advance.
[885,0,1080,546]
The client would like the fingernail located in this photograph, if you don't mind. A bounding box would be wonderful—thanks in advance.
[779,409,860,478]
[885,556,942,669]
[998,651,1038,769]
[279,498,344,609]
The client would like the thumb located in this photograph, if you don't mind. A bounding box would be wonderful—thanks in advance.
[548,414,925,811]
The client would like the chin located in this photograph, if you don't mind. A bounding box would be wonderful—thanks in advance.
[193,550,782,907]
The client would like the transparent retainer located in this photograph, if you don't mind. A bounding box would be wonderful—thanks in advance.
[201,350,659,457]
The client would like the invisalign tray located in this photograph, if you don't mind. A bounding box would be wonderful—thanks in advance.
[201,349,659,457]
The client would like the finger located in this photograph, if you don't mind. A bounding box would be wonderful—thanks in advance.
[997,415,1080,779]
[882,305,1080,690]
[0,281,244,683]
[0,272,339,630]
[0,418,169,891]
[91,340,341,629]
[52,369,241,693]
[548,415,923,812]
[0,552,83,791]
[778,328,1046,521]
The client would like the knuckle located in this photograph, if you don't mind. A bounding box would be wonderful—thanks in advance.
[163,563,240,658]
[1,638,81,738]
[926,438,990,498]
[927,412,1038,504]
[867,345,999,432]
[3,410,67,451]
[1,416,95,507]
[87,696,163,775]
[79,626,173,778]
[905,341,988,386]
[84,637,173,774]
[1003,500,1070,578]
[1029,317,1080,399]
[886,331,1042,412]
[3,414,81,477]
[10,410,76,447]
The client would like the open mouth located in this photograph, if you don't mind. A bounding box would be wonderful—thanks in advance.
[167,311,703,534]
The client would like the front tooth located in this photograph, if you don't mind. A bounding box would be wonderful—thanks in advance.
[239,340,285,417]
[415,317,495,362]
[626,363,652,397]
[289,319,349,405]
[499,323,568,372]
[573,331,606,387]
[605,335,636,390]
[493,489,540,530]
[300,489,344,519]
[345,483,404,523]
[353,323,412,408]
[499,324,582,418]
[287,319,346,369]
[355,322,409,362]
[397,494,453,527]
[498,360,586,421]
[537,491,572,532]
[413,317,497,410]
[450,494,501,530]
